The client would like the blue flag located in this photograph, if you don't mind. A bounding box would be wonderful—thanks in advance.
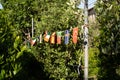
[64,30,69,44]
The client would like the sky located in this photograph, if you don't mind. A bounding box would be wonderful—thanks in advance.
[79,0,97,9]
[0,0,96,9]
[0,3,3,9]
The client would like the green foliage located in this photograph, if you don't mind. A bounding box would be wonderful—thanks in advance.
[0,9,27,79]
[0,0,84,80]
[95,0,120,79]
[32,0,83,79]
[88,48,100,78]
[33,37,83,80]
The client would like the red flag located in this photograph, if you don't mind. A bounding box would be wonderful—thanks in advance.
[72,27,78,44]
[30,38,36,46]
[50,32,56,44]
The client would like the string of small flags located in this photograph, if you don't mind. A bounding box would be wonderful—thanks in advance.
[27,27,81,46]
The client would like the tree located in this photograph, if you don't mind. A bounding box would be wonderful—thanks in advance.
[1,0,84,80]
[33,0,84,79]
[95,0,120,79]
[0,9,27,80]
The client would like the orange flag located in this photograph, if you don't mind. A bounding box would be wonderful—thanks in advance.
[72,27,78,44]
[50,32,56,44]
[44,31,50,42]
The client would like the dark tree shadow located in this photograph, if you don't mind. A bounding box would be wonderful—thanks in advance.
[11,51,50,80]
[98,47,120,80]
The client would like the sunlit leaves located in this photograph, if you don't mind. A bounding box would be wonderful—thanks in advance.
[95,0,120,79]
[0,6,27,80]
[1,0,83,80]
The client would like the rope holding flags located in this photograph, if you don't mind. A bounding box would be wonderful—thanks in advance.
[24,26,85,46]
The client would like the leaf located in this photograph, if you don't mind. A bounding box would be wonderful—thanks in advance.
[21,45,27,52]
[14,36,20,49]
[16,46,26,59]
